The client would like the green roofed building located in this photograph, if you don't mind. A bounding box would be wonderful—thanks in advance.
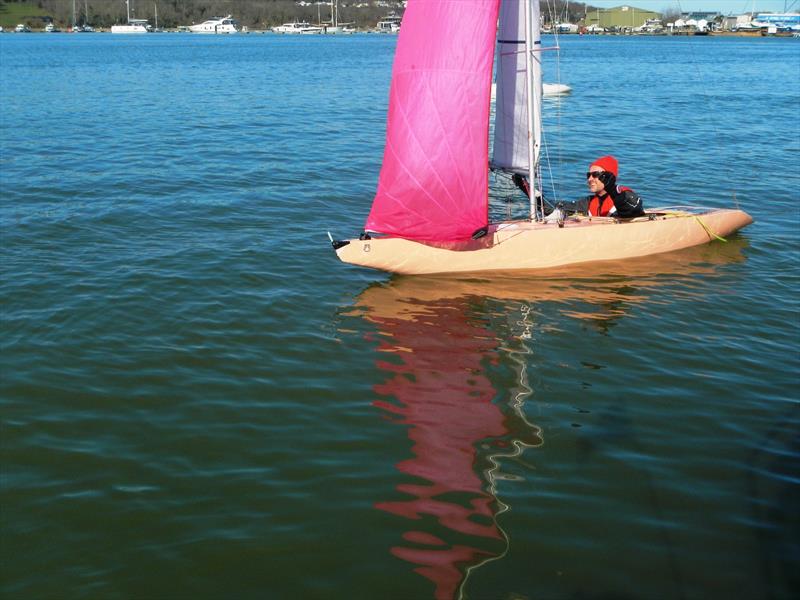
[585,5,661,29]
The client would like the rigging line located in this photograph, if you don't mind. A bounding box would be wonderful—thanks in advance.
[540,128,560,205]
[545,0,564,198]
[554,28,564,179]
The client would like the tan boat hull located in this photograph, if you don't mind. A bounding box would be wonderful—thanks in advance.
[335,209,753,275]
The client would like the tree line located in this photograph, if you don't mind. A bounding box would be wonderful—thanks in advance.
[3,0,405,29]
[3,1,619,30]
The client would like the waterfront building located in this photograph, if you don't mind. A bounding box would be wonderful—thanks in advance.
[751,13,800,30]
[584,5,660,30]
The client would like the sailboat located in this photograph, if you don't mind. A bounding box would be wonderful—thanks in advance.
[331,0,753,276]
[111,0,150,33]
[324,0,344,34]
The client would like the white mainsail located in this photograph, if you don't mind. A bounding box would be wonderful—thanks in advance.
[492,0,542,177]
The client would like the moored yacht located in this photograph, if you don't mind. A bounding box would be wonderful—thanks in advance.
[15,24,31,33]
[272,21,322,34]
[491,82,572,99]
[377,15,401,33]
[111,19,150,33]
[188,15,241,34]
[111,0,150,33]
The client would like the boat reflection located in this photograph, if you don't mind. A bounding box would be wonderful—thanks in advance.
[349,241,747,599]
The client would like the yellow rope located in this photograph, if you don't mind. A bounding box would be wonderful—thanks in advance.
[695,216,727,242]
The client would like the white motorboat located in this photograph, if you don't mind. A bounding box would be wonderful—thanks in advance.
[377,15,401,33]
[15,24,31,33]
[272,21,322,34]
[491,82,572,99]
[188,15,241,34]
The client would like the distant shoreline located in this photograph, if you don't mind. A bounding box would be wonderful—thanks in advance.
[2,30,796,38]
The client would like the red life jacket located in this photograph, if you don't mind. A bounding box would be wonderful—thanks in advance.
[588,186,633,217]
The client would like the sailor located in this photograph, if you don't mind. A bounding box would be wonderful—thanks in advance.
[583,155,644,218]
[512,155,644,219]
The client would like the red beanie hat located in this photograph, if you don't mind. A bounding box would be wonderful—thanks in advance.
[590,155,618,177]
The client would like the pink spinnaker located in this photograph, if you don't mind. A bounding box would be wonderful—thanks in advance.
[364,0,502,242]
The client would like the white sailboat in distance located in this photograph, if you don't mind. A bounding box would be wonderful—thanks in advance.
[111,0,150,33]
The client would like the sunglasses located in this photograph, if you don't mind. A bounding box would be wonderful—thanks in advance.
[586,171,605,179]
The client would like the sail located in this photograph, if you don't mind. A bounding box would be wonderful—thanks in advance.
[365,0,502,242]
[492,0,542,173]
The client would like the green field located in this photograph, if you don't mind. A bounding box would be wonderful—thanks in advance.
[0,2,50,29]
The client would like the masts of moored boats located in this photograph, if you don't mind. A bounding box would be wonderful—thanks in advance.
[111,0,150,33]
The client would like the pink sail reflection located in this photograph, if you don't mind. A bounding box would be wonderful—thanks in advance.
[361,292,539,600]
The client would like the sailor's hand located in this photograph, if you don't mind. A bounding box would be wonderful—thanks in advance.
[599,171,617,197]
[613,190,644,218]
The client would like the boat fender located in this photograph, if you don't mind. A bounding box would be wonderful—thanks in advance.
[471,227,488,240]
[556,202,565,228]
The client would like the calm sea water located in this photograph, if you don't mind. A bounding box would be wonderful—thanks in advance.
[1,32,798,599]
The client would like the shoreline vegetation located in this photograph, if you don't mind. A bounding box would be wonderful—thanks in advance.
[0,0,686,32]
[1,0,795,37]
[1,30,793,37]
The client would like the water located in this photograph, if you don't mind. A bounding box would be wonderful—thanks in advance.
[1,32,798,599]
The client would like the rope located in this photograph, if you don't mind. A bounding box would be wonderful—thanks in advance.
[695,216,728,242]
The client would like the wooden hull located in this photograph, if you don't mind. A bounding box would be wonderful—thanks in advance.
[354,238,748,323]
[334,209,753,275]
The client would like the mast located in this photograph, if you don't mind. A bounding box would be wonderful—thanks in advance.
[524,0,543,221]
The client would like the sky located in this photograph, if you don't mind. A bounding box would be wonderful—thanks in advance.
[583,1,798,15]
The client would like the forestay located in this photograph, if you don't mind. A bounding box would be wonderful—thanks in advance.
[364,0,502,242]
